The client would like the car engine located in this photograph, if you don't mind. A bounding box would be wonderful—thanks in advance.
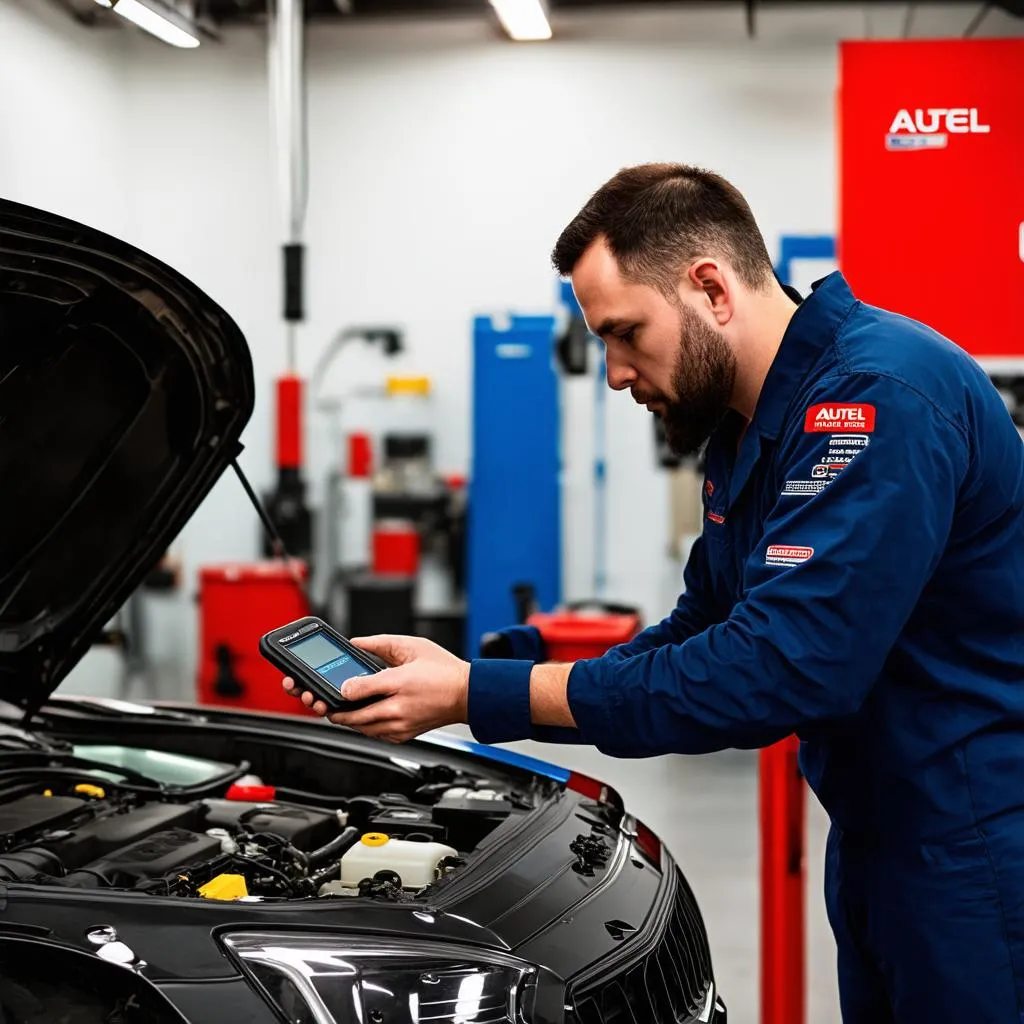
[0,752,520,902]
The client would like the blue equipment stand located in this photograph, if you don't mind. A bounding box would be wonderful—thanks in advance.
[466,314,562,658]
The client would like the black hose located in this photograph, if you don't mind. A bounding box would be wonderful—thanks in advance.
[0,847,64,882]
[306,826,359,868]
[309,861,341,889]
[229,854,294,895]
[55,868,110,888]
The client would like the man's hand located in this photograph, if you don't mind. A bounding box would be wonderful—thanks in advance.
[281,635,470,744]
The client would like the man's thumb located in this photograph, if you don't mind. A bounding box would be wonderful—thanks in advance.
[350,634,414,666]
[340,666,401,702]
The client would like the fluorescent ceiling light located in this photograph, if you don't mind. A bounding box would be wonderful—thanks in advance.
[111,0,200,48]
[488,0,552,41]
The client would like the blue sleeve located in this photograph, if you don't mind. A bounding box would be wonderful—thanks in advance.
[467,540,716,746]
[601,536,716,663]
[468,658,586,745]
[566,373,969,757]
[468,537,715,745]
[470,626,584,744]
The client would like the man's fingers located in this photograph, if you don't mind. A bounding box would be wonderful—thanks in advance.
[328,698,401,731]
[349,634,419,666]
[359,724,413,744]
[340,716,410,744]
[281,681,342,719]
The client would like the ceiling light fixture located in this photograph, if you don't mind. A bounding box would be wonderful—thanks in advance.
[488,0,552,41]
[107,0,201,48]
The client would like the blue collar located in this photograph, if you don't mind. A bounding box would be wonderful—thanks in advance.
[712,271,859,510]
[751,271,859,441]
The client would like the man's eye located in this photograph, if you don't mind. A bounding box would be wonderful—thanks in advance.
[620,327,636,345]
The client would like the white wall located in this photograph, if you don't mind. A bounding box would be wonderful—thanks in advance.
[2,1,1020,699]
[0,0,129,236]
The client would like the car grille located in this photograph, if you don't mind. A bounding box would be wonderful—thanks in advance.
[571,871,714,1024]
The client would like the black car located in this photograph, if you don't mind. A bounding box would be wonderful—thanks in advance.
[0,199,726,1024]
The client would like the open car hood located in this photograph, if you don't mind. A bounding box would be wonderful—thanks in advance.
[0,199,254,714]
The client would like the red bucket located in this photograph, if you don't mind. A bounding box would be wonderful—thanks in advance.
[528,602,641,662]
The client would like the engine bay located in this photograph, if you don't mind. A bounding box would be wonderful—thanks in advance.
[0,736,529,903]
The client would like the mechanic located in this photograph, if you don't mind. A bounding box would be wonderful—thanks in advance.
[284,163,1024,1023]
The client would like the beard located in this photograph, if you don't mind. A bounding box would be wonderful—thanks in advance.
[633,305,737,457]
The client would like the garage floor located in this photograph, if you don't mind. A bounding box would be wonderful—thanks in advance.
[444,727,840,1022]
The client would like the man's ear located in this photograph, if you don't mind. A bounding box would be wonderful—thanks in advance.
[687,259,732,326]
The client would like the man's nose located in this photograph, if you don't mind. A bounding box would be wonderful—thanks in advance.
[605,351,637,391]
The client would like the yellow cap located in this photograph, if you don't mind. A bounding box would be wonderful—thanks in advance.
[199,874,249,901]
[42,789,52,798]
[74,784,106,799]
[385,376,431,397]
[360,832,390,847]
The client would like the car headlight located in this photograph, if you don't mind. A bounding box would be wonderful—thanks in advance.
[222,932,538,1024]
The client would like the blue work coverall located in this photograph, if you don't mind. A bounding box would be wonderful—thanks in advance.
[467,272,1024,1023]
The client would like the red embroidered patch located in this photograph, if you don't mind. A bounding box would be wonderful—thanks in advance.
[804,403,876,433]
[766,544,813,566]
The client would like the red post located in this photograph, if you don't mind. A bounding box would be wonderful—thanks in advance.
[760,734,806,1024]
[275,375,303,471]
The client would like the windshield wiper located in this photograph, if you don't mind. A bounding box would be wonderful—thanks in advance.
[39,697,204,723]
[0,750,167,790]
[0,724,49,751]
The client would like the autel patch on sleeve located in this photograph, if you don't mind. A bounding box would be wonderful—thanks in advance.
[804,403,876,433]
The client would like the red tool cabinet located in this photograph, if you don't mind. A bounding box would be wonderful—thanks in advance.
[838,39,1024,363]
[196,561,310,715]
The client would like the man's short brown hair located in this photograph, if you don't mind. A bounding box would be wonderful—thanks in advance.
[551,163,775,295]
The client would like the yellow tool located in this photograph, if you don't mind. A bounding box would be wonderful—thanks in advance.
[199,874,249,901]
[385,376,430,397]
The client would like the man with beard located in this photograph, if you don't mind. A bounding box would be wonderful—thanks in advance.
[284,163,1024,1023]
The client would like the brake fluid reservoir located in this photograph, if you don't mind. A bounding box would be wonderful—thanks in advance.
[340,832,457,890]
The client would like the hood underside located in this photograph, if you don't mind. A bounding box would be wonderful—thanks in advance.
[0,200,254,712]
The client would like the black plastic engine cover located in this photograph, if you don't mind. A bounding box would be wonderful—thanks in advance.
[200,799,339,849]
[369,805,446,841]
[0,794,87,841]
[51,801,202,871]
[57,829,222,888]
[432,793,513,851]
